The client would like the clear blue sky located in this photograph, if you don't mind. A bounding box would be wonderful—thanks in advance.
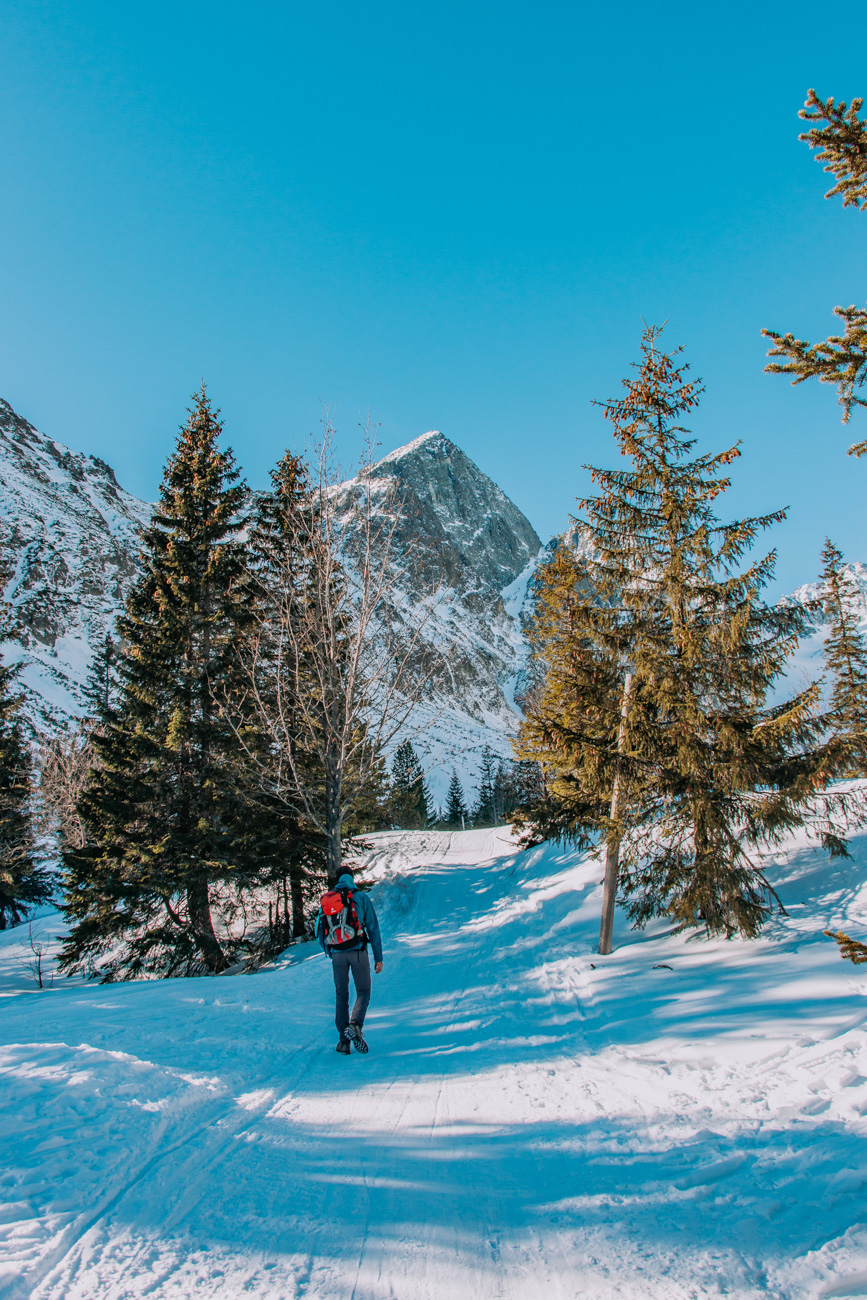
[2,0,866,593]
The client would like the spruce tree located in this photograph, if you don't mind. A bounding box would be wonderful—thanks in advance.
[0,576,49,929]
[444,771,468,829]
[390,741,430,829]
[819,538,867,774]
[472,746,499,826]
[60,388,257,978]
[764,90,867,456]
[519,326,826,945]
[84,634,117,723]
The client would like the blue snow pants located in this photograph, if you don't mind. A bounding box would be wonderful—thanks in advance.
[331,949,371,1036]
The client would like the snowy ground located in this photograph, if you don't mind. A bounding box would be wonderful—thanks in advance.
[3,819,867,1299]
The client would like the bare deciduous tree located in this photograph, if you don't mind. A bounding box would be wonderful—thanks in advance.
[233,422,445,880]
[37,723,92,850]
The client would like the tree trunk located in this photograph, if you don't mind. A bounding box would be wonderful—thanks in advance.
[599,671,634,956]
[324,750,343,883]
[187,879,227,972]
[290,867,306,938]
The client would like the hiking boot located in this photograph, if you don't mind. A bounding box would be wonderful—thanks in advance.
[336,1039,351,1055]
[344,1022,369,1054]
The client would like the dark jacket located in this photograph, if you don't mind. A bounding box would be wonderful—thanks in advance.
[316,872,383,964]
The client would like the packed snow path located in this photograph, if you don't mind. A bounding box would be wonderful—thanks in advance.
[3,825,867,1299]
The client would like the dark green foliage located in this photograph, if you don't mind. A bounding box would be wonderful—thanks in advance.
[763,90,867,455]
[345,750,392,835]
[819,539,867,774]
[825,929,867,963]
[443,771,468,829]
[60,388,261,979]
[495,759,544,826]
[84,634,118,723]
[390,741,430,829]
[0,563,49,929]
[0,670,49,929]
[471,746,498,826]
[518,326,827,939]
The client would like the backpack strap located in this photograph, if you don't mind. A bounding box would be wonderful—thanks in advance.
[344,889,369,948]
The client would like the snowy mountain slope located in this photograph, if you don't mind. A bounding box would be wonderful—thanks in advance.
[779,562,867,699]
[3,810,867,1297]
[0,401,543,797]
[0,399,151,727]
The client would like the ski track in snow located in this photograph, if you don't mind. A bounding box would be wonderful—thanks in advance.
[3,824,867,1297]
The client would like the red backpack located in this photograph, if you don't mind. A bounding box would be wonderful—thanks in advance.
[320,887,367,950]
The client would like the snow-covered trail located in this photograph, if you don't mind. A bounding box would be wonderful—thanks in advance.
[3,825,867,1299]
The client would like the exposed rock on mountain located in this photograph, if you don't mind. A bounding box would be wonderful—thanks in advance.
[367,431,541,593]
[0,399,151,726]
[342,431,544,798]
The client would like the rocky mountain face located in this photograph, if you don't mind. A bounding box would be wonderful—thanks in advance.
[0,403,542,799]
[0,399,151,728]
[367,431,541,593]
[342,431,544,798]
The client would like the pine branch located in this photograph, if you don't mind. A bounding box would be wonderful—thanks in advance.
[763,306,867,446]
[824,928,867,963]
[800,89,867,210]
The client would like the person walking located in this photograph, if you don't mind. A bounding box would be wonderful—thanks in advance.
[317,868,383,1055]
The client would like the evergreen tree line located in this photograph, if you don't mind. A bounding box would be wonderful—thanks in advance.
[3,392,446,975]
[389,741,542,831]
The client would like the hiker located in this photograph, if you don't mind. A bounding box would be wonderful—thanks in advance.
[317,868,383,1055]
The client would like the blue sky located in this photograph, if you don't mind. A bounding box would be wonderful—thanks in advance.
[1,0,866,592]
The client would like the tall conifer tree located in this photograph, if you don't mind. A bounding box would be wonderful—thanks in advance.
[242,449,328,938]
[472,746,499,826]
[61,388,257,977]
[444,771,468,829]
[519,326,828,943]
[390,741,430,829]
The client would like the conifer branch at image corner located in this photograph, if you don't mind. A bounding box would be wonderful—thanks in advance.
[763,89,867,455]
